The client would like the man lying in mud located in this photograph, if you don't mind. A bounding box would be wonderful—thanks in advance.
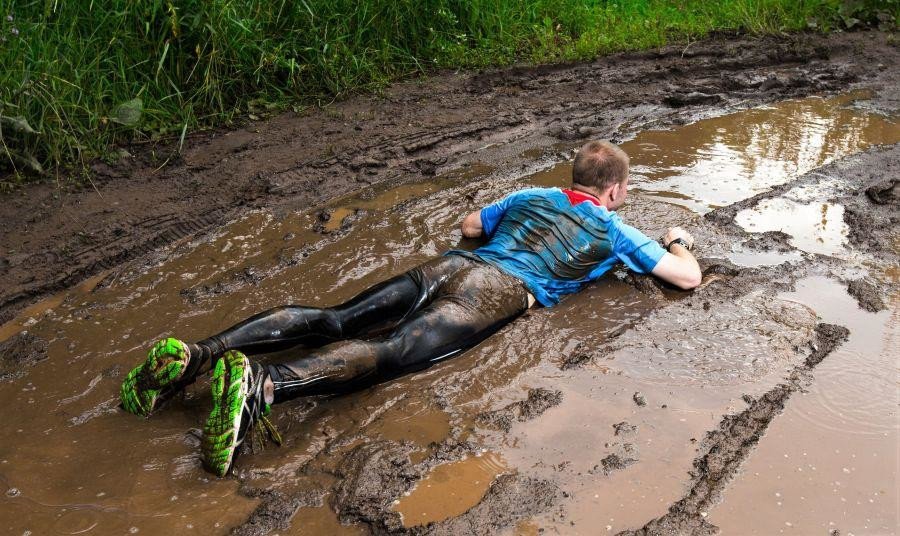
[120,140,702,477]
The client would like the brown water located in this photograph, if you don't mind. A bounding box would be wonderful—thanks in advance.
[532,91,899,215]
[708,277,899,534]
[0,93,896,534]
[394,451,507,527]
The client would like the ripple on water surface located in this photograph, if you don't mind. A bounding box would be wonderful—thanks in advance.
[784,276,900,436]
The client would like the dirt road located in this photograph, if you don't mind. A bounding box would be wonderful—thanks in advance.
[0,30,897,535]
[1,31,897,324]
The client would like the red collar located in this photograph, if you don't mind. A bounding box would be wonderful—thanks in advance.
[562,188,602,207]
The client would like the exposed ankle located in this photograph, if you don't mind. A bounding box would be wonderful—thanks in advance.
[263,376,275,405]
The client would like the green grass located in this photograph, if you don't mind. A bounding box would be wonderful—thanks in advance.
[0,0,896,179]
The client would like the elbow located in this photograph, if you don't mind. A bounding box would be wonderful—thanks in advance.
[680,269,702,290]
[461,222,481,238]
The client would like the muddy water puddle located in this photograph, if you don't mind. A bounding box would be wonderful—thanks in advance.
[530,91,899,215]
[1,92,897,534]
[394,451,506,527]
[709,276,899,534]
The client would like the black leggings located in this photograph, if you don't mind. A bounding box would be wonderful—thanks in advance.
[196,255,529,403]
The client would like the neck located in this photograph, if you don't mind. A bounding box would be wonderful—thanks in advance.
[571,184,611,209]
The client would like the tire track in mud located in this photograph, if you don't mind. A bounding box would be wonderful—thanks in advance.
[1,32,896,536]
[617,324,850,536]
[2,31,896,325]
[613,145,899,535]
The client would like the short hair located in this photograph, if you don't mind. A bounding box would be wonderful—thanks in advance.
[572,140,629,191]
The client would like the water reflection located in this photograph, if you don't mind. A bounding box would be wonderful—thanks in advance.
[736,199,848,256]
[626,91,899,213]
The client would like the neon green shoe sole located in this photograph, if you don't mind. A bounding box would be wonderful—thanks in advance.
[201,351,251,477]
[201,350,280,477]
[120,338,190,417]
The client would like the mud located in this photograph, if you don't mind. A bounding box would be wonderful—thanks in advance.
[333,441,421,533]
[865,178,898,205]
[475,388,563,432]
[619,324,850,536]
[416,475,558,536]
[597,452,638,475]
[0,331,47,381]
[0,30,898,536]
[846,278,886,312]
[742,230,795,253]
[231,488,323,536]
[2,31,899,325]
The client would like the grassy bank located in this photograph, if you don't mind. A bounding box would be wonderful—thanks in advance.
[0,0,896,179]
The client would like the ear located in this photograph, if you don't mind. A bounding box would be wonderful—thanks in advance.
[608,181,622,202]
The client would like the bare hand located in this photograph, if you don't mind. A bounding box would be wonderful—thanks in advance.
[662,227,695,250]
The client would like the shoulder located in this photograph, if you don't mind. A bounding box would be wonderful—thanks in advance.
[608,215,647,247]
[512,187,560,198]
[501,187,563,205]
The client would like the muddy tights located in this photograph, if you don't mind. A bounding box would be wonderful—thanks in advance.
[194,255,529,403]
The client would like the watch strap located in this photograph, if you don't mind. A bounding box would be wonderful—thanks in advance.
[666,237,691,252]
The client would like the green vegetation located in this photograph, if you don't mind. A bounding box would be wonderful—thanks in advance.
[1,0,896,178]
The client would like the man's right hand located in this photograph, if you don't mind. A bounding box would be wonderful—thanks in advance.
[662,226,695,250]
[651,226,701,289]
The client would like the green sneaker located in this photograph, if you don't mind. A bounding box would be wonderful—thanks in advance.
[120,338,192,417]
[201,351,281,477]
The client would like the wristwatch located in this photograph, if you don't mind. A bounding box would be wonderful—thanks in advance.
[666,237,692,252]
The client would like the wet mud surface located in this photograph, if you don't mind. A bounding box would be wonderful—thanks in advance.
[476,388,563,432]
[1,31,899,536]
[619,324,850,536]
[2,30,898,323]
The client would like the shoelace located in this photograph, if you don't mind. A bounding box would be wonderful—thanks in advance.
[244,367,283,454]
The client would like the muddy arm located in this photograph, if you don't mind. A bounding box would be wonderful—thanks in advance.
[651,226,701,290]
[461,210,483,238]
[652,247,702,290]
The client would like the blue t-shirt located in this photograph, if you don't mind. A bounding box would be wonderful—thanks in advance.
[448,187,665,306]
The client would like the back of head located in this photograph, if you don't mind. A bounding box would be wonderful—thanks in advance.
[572,140,629,191]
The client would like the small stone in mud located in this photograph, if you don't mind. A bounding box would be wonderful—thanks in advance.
[6,487,20,497]
[613,421,637,436]
[595,453,637,474]
[632,392,647,407]
[846,278,886,312]
[312,209,333,233]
